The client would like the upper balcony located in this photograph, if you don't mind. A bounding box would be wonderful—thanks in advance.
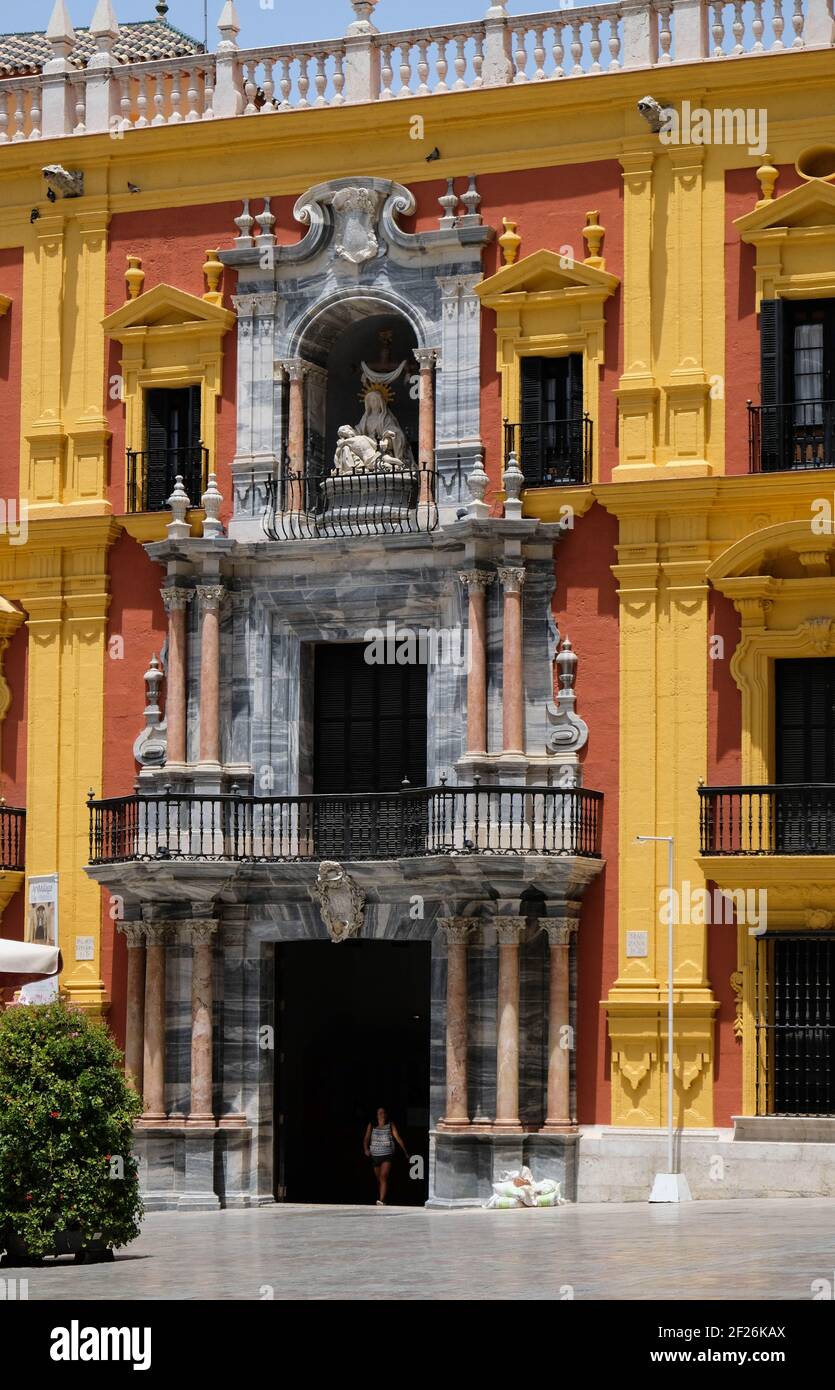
[503,416,593,488]
[748,400,835,474]
[3,0,833,145]
[699,784,835,855]
[88,784,603,865]
[126,445,208,514]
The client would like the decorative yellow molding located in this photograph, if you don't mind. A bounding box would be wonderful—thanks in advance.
[125,255,145,301]
[755,154,779,207]
[498,217,521,265]
[476,248,619,484]
[102,283,235,513]
[582,210,605,270]
[735,178,835,309]
[202,249,224,306]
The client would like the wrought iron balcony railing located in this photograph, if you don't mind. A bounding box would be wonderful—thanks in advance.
[0,804,25,871]
[748,400,835,474]
[700,784,835,855]
[126,445,209,514]
[503,416,593,487]
[263,466,438,540]
[87,785,602,865]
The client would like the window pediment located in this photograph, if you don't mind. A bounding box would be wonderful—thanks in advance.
[477,248,619,309]
[103,283,235,341]
[735,180,835,308]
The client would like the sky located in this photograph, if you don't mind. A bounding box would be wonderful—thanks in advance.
[5,1,550,49]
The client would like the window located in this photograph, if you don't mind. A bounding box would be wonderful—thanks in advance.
[132,386,205,513]
[510,354,588,486]
[757,299,835,471]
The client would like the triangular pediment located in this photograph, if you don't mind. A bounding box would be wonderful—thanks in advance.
[735,179,835,238]
[103,283,235,337]
[477,248,619,306]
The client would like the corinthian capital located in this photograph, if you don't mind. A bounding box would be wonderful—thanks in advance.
[197,584,226,612]
[497,565,527,594]
[458,569,494,593]
[494,916,527,945]
[540,920,577,948]
[438,916,480,946]
[185,919,219,946]
[161,586,193,613]
[413,347,438,371]
[117,923,147,948]
[281,357,309,384]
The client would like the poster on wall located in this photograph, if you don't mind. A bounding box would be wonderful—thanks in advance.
[26,874,59,947]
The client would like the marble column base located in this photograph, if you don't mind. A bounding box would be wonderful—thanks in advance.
[431,1130,580,1204]
[135,1114,172,1129]
[132,1122,255,1209]
[539,1122,578,1134]
[180,1127,221,1211]
[436,1119,472,1132]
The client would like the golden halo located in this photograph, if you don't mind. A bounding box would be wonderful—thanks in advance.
[358,380,395,406]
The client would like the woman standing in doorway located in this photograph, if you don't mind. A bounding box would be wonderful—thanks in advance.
[364,1106,409,1206]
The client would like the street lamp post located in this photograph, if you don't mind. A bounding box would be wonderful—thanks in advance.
[636,833,692,1203]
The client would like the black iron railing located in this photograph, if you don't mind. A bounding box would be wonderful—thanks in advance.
[700,784,835,855]
[748,400,835,473]
[126,445,209,513]
[263,467,438,540]
[755,934,835,1116]
[87,785,602,864]
[503,415,593,487]
[0,804,25,871]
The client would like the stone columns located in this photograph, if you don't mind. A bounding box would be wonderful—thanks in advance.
[283,358,308,514]
[161,586,192,768]
[458,569,494,755]
[118,923,146,1094]
[437,918,477,1130]
[540,922,576,1132]
[497,564,526,756]
[187,920,218,1125]
[141,924,169,1123]
[494,917,526,1131]
[196,584,225,768]
[413,347,437,469]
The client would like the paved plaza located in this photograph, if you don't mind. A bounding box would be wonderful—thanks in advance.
[4,1198,835,1301]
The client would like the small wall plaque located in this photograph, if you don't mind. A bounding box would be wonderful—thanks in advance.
[75,936,95,962]
[626,931,648,958]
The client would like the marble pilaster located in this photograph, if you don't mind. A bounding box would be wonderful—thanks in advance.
[497,565,527,756]
[119,922,146,1094]
[540,922,577,1133]
[161,586,193,768]
[197,584,225,769]
[458,569,494,756]
[436,918,478,1130]
[494,917,526,1132]
[186,919,219,1124]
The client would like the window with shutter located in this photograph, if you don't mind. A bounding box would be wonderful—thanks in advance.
[518,354,584,485]
[143,386,203,511]
[775,659,835,852]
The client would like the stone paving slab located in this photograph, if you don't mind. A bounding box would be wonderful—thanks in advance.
[4,1199,835,1300]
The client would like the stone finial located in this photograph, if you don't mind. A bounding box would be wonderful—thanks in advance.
[502,449,524,519]
[459,174,482,227]
[217,1,241,48]
[156,1,169,16]
[465,453,491,520]
[546,635,589,759]
[166,475,192,540]
[438,178,459,230]
[202,249,224,305]
[347,0,379,36]
[125,254,144,301]
[46,0,76,53]
[133,653,167,769]
[201,473,224,538]
[756,154,779,206]
[498,217,521,265]
[255,196,276,244]
[90,0,119,47]
[233,198,254,247]
[582,210,605,269]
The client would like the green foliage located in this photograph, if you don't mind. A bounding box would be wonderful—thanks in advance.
[0,1000,143,1258]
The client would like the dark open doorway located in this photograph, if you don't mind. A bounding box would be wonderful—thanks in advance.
[275,940,431,1205]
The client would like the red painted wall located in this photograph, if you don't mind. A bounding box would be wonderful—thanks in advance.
[707,588,743,1125]
[0,248,23,504]
[101,531,167,1045]
[106,202,244,522]
[724,164,802,475]
[1,619,27,945]
[553,502,620,1124]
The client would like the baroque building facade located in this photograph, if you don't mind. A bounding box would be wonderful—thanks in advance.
[0,0,835,1205]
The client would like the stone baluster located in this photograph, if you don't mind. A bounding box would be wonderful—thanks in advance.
[540,921,576,1131]
[118,922,146,1093]
[142,923,169,1122]
[186,920,218,1124]
[437,918,478,1129]
[458,569,494,756]
[494,917,526,1130]
[197,584,226,769]
[497,563,527,756]
[161,586,192,769]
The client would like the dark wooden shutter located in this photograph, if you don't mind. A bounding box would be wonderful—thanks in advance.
[145,390,172,511]
[314,644,427,794]
[187,384,202,449]
[567,353,583,419]
[520,357,545,484]
[760,298,785,471]
[775,659,835,853]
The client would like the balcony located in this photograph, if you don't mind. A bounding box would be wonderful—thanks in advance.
[263,466,438,540]
[87,785,602,865]
[748,400,835,474]
[503,417,592,488]
[699,785,835,855]
[126,445,208,514]
[0,804,24,871]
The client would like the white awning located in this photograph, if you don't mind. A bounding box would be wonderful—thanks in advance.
[0,938,61,978]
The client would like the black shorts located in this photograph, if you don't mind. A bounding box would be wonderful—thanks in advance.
[371,1153,394,1167]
